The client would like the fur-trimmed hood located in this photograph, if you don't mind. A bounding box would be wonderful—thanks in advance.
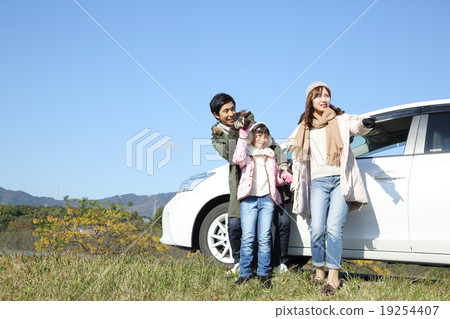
[247,122,273,147]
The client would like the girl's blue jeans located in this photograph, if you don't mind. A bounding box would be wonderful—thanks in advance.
[310,175,350,269]
[239,195,274,277]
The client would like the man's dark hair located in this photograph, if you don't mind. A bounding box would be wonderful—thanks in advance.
[209,93,235,116]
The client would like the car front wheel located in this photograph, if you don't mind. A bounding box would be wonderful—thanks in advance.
[199,202,235,266]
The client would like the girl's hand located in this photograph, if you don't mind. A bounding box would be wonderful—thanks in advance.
[239,127,250,138]
[281,171,293,183]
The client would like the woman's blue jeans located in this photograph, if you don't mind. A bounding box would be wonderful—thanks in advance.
[310,175,349,269]
[239,195,274,277]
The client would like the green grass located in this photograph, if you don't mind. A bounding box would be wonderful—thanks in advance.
[1,250,449,301]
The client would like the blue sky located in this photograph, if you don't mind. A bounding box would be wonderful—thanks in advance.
[1,0,449,201]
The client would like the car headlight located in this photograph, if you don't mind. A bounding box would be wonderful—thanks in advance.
[178,172,215,193]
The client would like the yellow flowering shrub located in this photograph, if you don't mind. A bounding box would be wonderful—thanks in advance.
[33,197,170,256]
[352,259,390,276]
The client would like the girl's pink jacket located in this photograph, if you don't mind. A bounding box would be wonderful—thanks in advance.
[232,130,286,205]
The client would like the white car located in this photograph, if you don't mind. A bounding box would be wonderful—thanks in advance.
[161,99,450,267]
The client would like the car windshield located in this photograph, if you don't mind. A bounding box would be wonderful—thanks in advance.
[351,116,413,158]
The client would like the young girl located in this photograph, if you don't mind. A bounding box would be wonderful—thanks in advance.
[232,122,292,288]
[287,81,375,295]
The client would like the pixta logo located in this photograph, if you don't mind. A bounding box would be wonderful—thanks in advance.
[126,129,173,176]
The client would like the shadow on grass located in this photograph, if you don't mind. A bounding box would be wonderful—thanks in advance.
[287,261,443,284]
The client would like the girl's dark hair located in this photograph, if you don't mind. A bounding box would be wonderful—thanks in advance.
[298,86,344,127]
[252,123,270,136]
[209,93,235,116]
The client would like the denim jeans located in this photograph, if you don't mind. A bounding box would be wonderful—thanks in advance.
[227,217,241,263]
[239,195,274,277]
[272,202,290,266]
[228,203,290,266]
[310,175,349,269]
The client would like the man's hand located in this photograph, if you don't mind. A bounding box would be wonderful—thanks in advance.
[242,111,252,130]
[231,117,245,131]
[232,111,253,130]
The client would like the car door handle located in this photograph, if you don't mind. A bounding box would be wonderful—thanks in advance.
[375,172,405,181]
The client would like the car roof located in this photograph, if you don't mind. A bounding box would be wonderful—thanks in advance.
[361,99,450,117]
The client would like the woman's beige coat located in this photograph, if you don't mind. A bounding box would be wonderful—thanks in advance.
[287,113,372,218]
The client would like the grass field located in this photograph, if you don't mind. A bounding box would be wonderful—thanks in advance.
[1,249,449,301]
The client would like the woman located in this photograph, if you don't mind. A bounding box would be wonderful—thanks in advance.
[287,81,375,295]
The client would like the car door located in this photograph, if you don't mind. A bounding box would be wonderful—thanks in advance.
[409,106,450,255]
[345,108,422,253]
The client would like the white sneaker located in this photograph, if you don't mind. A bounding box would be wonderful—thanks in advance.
[275,263,288,273]
[226,263,240,276]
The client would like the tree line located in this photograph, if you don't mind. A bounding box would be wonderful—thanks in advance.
[0,204,63,232]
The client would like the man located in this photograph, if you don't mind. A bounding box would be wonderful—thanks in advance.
[209,93,291,275]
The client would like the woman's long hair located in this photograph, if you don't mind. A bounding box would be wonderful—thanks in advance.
[298,86,344,127]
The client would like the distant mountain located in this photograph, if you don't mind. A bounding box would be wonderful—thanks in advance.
[0,187,62,207]
[0,187,176,218]
[95,192,177,218]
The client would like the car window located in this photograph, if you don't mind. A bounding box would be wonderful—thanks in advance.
[351,116,413,158]
[425,111,450,153]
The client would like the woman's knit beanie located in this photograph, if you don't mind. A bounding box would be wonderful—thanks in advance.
[305,81,330,98]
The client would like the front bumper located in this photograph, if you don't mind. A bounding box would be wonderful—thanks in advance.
[160,190,210,248]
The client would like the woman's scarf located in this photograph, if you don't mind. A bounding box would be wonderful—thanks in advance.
[290,107,343,166]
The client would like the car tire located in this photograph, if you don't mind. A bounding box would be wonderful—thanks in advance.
[199,202,235,266]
